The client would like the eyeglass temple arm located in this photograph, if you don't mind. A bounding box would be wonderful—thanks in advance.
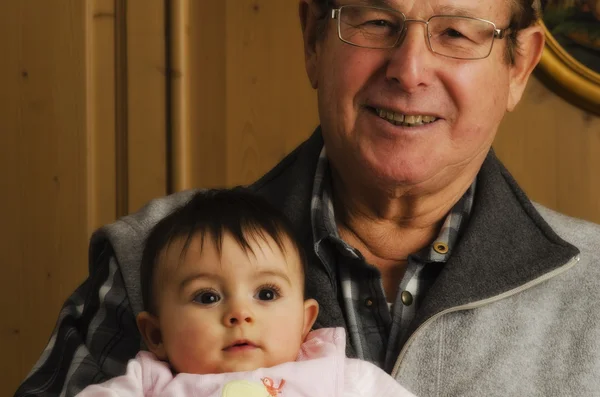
[494,27,512,39]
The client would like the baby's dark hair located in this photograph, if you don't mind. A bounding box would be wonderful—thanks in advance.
[140,188,307,314]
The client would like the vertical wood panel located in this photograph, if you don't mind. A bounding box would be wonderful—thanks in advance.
[188,1,227,188]
[127,0,167,211]
[115,0,129,218]
[225,0,318,187]
[188,1,318,191]
[88,0,117,233]
[0,1,89,394]
[169,0,193,192]
[0,1,24,393]
[495,75,600,223]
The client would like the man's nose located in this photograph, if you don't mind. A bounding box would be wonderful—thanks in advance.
[223,299,254,326]
[385,21,433,91]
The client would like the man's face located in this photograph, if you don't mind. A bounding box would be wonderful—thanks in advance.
[307,0,520,194]
[154,232,315,374]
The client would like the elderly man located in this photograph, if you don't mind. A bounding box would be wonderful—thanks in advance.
[16,0,600,396]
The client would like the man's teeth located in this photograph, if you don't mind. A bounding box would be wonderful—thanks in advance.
[376,108,437,126]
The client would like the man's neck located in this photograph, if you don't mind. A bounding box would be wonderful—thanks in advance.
[331,170,473,300]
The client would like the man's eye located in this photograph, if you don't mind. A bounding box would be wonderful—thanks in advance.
[193,291,221,305]
[366,19,390,27]
[443,28,466,39]
[256,287,279,301]
[362,19,399,31]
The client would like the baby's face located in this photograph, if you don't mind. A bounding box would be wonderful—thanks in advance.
[149,232,317,374]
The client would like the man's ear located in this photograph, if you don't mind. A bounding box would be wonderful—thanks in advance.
[136,311,168,361]
[302,298,320,339]
[299,0,322,89]
[507,24,545,111]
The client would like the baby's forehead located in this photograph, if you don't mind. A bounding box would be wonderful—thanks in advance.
[156,229,304,278]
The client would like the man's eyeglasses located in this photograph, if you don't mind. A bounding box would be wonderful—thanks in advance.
[331,5,512,60]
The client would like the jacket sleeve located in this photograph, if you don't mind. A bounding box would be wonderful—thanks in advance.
[14,247,140,397]
[343,358,417,397]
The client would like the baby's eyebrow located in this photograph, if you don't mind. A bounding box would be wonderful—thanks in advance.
[179,272,216,290]
[177,269,293,290]
[254,270,292,286]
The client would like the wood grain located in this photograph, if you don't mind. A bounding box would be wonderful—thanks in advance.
[224,0,318,187]
[127,0,167,212]
[0,1,89,394]
[496,75,600,224]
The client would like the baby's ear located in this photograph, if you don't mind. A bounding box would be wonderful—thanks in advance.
[136,311,167,361]
[302,298,320,339]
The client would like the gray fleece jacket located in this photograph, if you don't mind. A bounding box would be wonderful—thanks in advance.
[91,129,600,396]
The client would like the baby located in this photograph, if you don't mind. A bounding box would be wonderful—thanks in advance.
[78,188,416,397]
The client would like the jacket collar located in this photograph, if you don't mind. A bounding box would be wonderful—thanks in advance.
[409,149,579,332]
[251,127,579,340]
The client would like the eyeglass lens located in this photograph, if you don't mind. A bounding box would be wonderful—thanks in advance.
[338,6,497,59]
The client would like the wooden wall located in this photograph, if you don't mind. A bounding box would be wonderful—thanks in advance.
[1,2,90,394]
[2,1,599,395]
[186,1,318,190]
[0,1,167,395]
[496,76,600,224]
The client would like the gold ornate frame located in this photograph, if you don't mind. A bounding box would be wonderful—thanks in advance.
[536,20,600,115]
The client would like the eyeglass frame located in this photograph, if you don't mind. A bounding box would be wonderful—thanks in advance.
[330,5,513,60]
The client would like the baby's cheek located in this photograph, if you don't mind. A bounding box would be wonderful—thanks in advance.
[167,323,214,373]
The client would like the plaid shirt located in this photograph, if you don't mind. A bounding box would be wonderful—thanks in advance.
[311,147,475,371]
[16,146,474,397]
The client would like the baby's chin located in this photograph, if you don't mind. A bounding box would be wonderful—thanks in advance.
[174,352,294,375]
[207,357,290,375]
[219,359,282,374]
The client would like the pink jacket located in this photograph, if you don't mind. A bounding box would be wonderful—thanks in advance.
[77,327,416,397]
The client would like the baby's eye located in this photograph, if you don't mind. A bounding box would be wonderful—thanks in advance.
[255,287,280,301]
[193,291,221,305]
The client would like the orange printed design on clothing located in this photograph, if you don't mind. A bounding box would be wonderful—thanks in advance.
[261,377,286,396]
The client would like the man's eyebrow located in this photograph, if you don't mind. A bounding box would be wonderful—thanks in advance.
[341,0,398,9]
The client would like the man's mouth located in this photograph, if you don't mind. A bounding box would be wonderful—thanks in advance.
[372,107,439,127]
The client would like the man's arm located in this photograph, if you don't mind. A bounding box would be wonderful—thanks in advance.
[15,246,140,397]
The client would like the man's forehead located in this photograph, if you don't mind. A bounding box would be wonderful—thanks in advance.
[341,0,512,19]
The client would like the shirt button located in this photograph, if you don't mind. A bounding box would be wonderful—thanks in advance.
[401,291,413,306]
[433,241,449,254]
[364,298,374,307]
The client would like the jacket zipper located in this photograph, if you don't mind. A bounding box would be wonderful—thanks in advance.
[391,254,581,377]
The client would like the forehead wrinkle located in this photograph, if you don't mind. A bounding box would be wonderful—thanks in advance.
[342,0,397,8]
[434,0,512,21]
[435,5,484,18]
[369,0,511,21]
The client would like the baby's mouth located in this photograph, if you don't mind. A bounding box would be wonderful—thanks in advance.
[223,340,258,352]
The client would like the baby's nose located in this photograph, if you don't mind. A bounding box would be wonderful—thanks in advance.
[223,302,254,326]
